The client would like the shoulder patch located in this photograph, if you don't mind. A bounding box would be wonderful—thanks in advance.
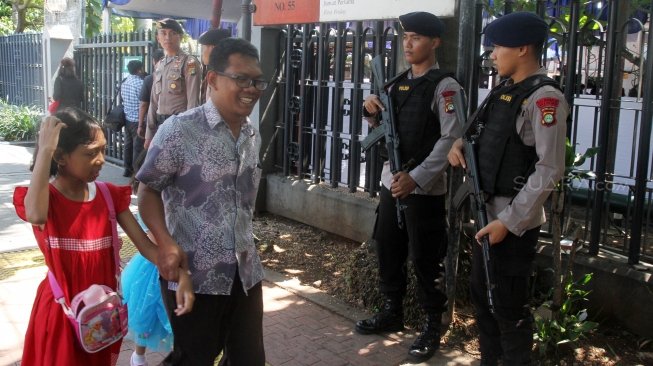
[442,90,456,114]
[187,58,197,75]
[536,97,559,127]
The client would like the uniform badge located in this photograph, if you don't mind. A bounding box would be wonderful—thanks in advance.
[499,94,513,102]
[536,97,559,127]
[170,82,177,89]
[442,90,456,114]
[188,58,197,75]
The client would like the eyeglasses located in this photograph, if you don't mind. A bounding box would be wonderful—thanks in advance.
[215,71,269,91]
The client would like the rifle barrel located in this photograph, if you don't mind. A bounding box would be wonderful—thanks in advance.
[371,55,406,229]
[453,91,496,314]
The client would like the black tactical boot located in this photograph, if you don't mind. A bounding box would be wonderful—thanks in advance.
[355,298,404,334]
[408,313,442,362]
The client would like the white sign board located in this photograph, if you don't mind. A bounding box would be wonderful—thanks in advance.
[319,0,456,22]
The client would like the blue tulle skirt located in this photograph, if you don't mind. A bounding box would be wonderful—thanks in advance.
[121,253,173,352]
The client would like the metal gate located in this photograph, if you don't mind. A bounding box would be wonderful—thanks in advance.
[0,33,44,108]
[277,21,399,195]
[74,30,154,165]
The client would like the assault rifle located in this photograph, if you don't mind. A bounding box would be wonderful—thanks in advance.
[451,91,496,313]
[360,55,406,228]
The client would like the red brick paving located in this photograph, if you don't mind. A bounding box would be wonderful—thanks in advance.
[116,281,411,366]
[115,279,479,366]
[262,282,410,366]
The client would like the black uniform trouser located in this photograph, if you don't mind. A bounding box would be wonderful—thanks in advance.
[470,226,540,365]
[160,274,265,366]
[373,186,448,315]
[124,121,144,174]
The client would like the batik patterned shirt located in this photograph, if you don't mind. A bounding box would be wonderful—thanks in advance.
[136,101,264,295]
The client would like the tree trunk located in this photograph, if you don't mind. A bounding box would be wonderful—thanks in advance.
[12,2,27,33]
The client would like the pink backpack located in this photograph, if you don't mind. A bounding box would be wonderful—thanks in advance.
[47,181,128,353]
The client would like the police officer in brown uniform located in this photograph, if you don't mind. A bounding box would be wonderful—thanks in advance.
[448,12,568,365]
[145,18,201,148]
[355,12,462,362]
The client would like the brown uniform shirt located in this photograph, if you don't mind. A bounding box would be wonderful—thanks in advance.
[146,51,201,140]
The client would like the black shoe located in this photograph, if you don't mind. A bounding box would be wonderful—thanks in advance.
[122,169,133,177]
[355,298,404,334]
[408,314,442,362]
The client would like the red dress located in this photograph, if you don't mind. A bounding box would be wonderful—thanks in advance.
[13,182,131,366]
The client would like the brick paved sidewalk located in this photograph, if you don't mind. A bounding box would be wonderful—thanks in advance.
[117,279,409,366]
[261,271,479,366]
[263,281,408,366]
[3,260,478,366]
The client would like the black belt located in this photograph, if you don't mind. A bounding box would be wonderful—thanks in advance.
[156,114,173,124]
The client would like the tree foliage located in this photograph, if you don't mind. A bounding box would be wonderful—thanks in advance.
[85,0,102,38]
[0,0,107,36]
[0,1,12,35]
[483,0,537,16]
[111,16,134,34]
[0,0,42,34]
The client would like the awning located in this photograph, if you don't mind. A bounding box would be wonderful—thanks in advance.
[106,0,242,22]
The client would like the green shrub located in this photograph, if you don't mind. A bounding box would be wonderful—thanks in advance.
[0,99,42,141]
[534,272,599,362]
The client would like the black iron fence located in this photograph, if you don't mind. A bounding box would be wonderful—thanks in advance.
[74,30,154,165]
[528,0,653,265]
[274,7,653,263]
[0,33,44,109]
[277,21,398,195]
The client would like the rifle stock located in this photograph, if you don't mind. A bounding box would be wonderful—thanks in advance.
[452,92,496,314]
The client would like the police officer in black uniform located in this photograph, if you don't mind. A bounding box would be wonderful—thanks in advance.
[355,11,462,362]
[448,12,568,365]
[198,28,232,102]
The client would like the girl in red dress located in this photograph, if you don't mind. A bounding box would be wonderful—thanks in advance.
[13,108,195,366]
